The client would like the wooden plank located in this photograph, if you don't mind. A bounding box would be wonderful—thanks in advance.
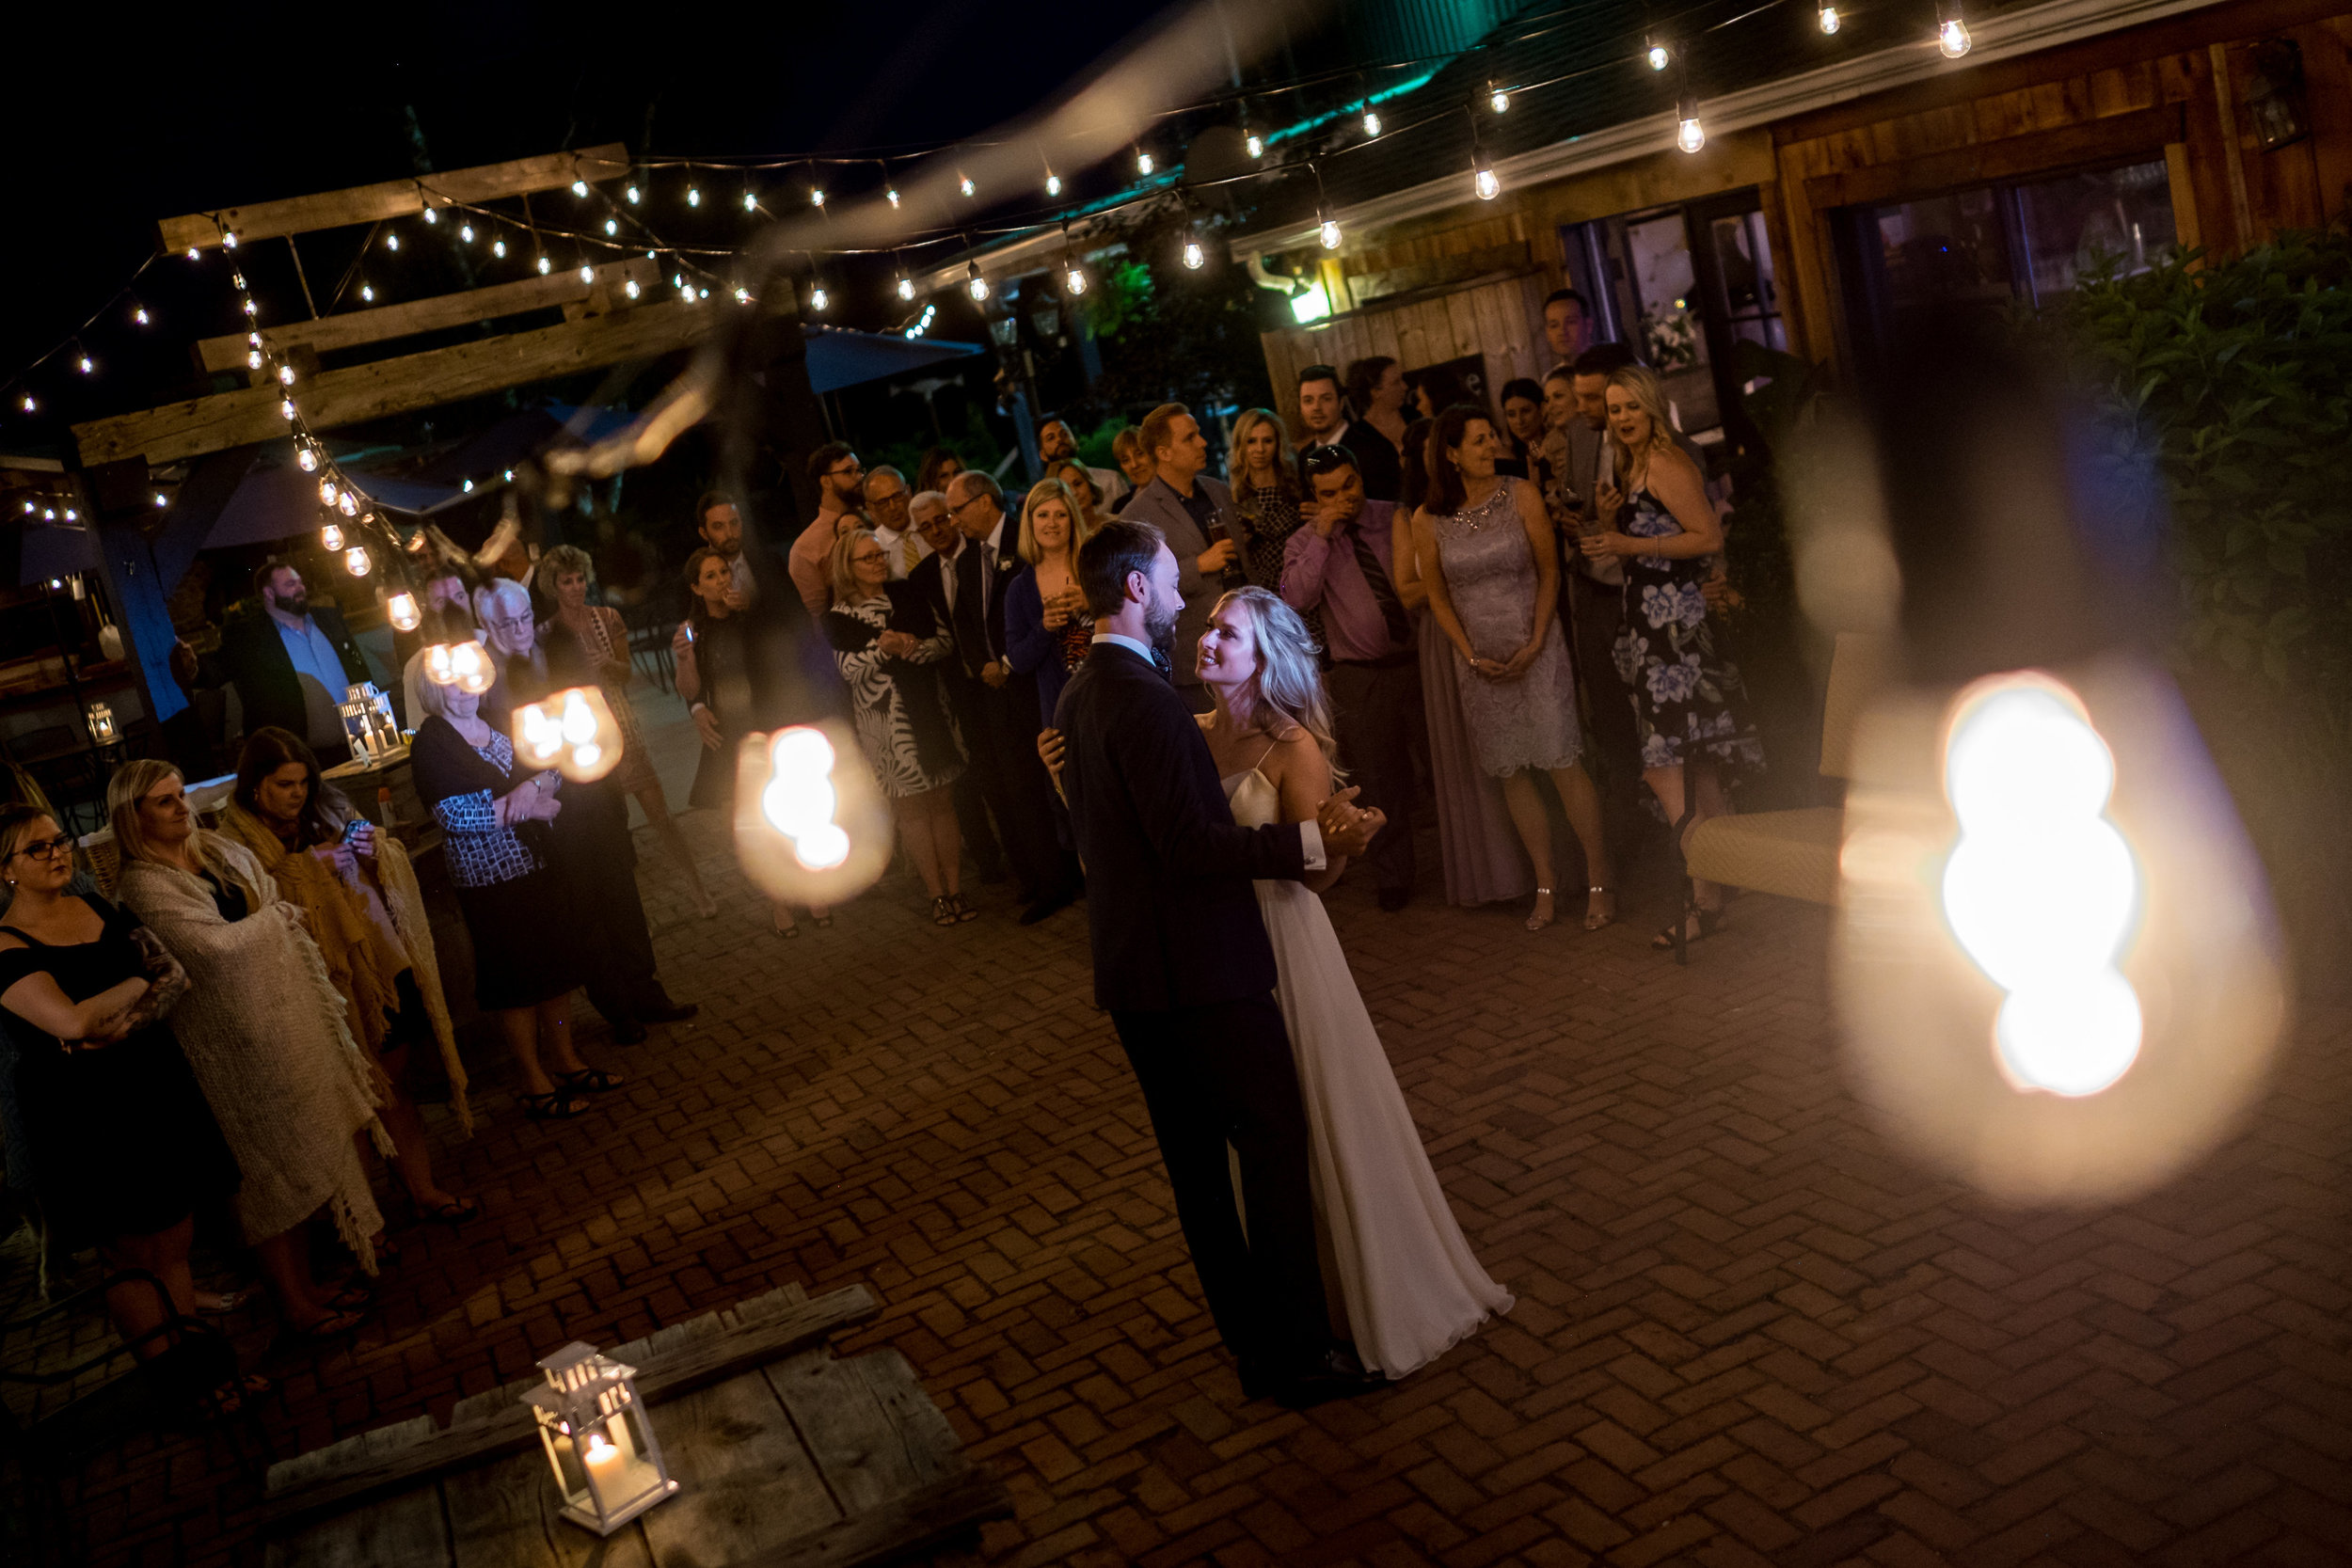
[74,299,711,468]
[266,1482,449,1568]
[261,1285,877,1533]
[770,1352,936,1516]
[723,1467,1012,1568]
[2296,19,2352,229]
[445,1449,652,1568]
[1803,105,2185,212]
[162,145,629,255]
[2165,143,2204,254]
[195,259,661,372]
[635,1369,842,1564]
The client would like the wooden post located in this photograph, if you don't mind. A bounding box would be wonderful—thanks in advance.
[84,459,186,727]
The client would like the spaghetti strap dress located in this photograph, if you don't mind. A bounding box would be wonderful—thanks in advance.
[1612,483,1765,774]
[0,895,239,1249]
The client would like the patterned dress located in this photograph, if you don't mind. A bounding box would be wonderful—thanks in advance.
[1612,484,1765,773]
[1236,483,1304,589]
[1426,477,1583,778]
[828,588,966,800]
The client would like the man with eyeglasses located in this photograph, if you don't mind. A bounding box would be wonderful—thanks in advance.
[787,441,868,618]
[221,561,374,765]
[863,466,925,578]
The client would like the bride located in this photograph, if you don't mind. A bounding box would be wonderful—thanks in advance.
[1055,586,1511,1378]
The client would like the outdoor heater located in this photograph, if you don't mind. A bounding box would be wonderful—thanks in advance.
[523,1342,678,1535]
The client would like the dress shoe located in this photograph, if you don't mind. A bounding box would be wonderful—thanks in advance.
[639,999,700,1025]
[1018,887,1075,926]
[1376,887,1412,913]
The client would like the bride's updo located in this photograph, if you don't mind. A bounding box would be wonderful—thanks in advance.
[1212,586,1343,776]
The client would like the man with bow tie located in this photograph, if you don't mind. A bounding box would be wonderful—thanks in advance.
[944,470,1081,925]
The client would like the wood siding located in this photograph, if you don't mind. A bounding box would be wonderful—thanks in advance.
[1260,273,1550,436]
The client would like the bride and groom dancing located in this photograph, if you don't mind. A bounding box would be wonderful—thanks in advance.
[1050,517,1510,1406]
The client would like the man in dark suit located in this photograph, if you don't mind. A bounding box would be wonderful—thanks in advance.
[1054,516,1384,1405]
[905,489,1004,883]
[943,470,1078,924]
[219,561,373,764]
[1115,403,1243,713]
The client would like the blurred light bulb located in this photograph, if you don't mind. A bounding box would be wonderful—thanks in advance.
[626,184,641,203]
[247,349,262,370]
[1677,99,1707,154]
[186,246,200,261]
[1182,235,1205,269]
[1939,16,1973,55]
[1474,160,1501,200]
[625,278,640,298]
[421,207,437,225]
[320,523,343,551]
[222,230,238,248]
[571,179,589,198]
[966,262,990,302]
[279,398,296,420]
[580,264,595,284]
[242,299,257,316]
[153,492,167,508]
[1488,83,1510,113]
[811,284,830,311]
[1820,3,1840,30]
[1362,108,1381,136]
[387,592,421,631]
[387,233,400,250]
[1136,149,1154,175]
[462,479,474,492]
[1045,172,1061,197]
[603,218,617,236]
[360,282,375,301]
[805,187,819,208]
[492,238,507,258]
[19,394,35,414]
[1647,40,1670,70]
[687,185,701,207]
[1319,216,1343,249]
[734,286,751,304]
[451,640,495,693]
[459,222,474,242]
[320,480,339,506]
[134,306,150,325]
[537,255,551,275]
[1064,262,1087,295]
[885,187,900,208]
[338,491,358,516]
[1245,130,1263,158]
[278,364,294,385]
[297,446,319,472]
[959,173,976,197]
[344,546,371,577]
[897,275,915,301]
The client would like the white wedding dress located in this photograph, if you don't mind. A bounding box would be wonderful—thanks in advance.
[1223,763,1514,1378]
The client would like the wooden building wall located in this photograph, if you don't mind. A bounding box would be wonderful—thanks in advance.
[1773,0,2352,365]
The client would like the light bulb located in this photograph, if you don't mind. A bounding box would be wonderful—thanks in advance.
[1820,3,1839,30]
[459,222,474,243]
[421,207,437,225]
[462,479,474,492]
[1939,16,1973,55]
[451,641,495,693]
[626,279,640,298]
[966,262,990,302]
[538,255,551,275]
[278,364,295,385]
[1245,131,1263,159]
[1362,108,1381,136]
[687,186,701,207]
[1136,150,1154,176]
[247,350,262,370]
[1677,98,1707,154]
[805,187,820,208]
[1647,40,1670,70]
[341,546,369,578]
[360,283,375,302]
[734,286,751,305]
[897,275,915,301]
[493,238,506,258]
[1489,83,1510,113]
[1064,263,1087,295]
[886,187,900,208]
[1182,236,1205,270]
[320,523,343,551]
[297,447,319,472]
[387,592,421,631]
[320,480,339,506]
[571,179,589,198]
[339,491,358,516]
[19,393,34,414]
[1045,172,1061,197]
[186,246,200,261]
[811,284,830,311]
[387,232,400,250]
[242,299,257,316]
[959,174,976,198]
[134,306,150,325]
[153,492,167,508]
[1319,216,1343,249]
[232,272,246,291]
[626,184,641,204]
[580,264,595,284]
[603,218,617,236]
[1474,161,1501,200]
[222,230,238,248]
[279,398,296,420]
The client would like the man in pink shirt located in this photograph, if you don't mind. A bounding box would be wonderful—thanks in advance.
[787,441,867,617]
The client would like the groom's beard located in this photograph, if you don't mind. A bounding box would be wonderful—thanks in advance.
[1143,600,1179,645]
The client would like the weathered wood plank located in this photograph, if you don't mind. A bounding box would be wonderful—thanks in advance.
[162,145,629,255]
[265,1481,448,1568]
[445,1447,653,1568]
[636,1370,841,1565]
[194,259,661,372]
[770,1354,926,1515]
[74,300,713,468]
[261,1285,878,1534]
[724,1467,1013,1568]
[1802,105,2185,212]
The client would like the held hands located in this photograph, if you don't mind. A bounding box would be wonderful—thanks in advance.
[346,821,378,861]
[876,629,917,657]
[1497,641,1541,680]
[1036,726,1065,781]
[1315,786,1387,860]
[981,660,1009,689]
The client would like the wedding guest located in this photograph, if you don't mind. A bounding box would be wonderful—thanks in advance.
[695,490,845,739]
[1226,408,1305,590]
[1543,287,1593,366]
[1281,448,1423,909]
[109,762,386,1338]
[862,466,924,578]
[1581,365,1764,948]
[401,566,477,728]
[220,729,477,1227]
[1398,416,1438,515]
[409,674,614,1119]
[789,442,868,618]
[1498,377,1545,479]
[915,447,965,501]
[1343,357,1411,495]
[1297,364,1400,504]
[1410,365,1481,422]
[675,548,830,938]
[1108,429,1155,515]
[1556,345,1650,850]
[825,530,974,926]
[221,562,372,765]
[1047,459,1106,534]
[1005,478,1099,731]
[538,545,714,918]
[1411,407,1615,933]
[1037,415,1126,506]
[1119,403,1243,711]
[944,471,1079,924]
[907,492,1007,886]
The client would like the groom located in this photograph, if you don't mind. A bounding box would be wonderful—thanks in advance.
[1056,518,1385,1405]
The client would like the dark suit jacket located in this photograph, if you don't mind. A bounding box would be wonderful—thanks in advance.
[218,600,371,741]
[907,544,983,700]
[1116,475,1238,689]
[948,517,1027,682]
[1054,641,1308,1012]
[732,535,846,723]
[1301,420,1403,504]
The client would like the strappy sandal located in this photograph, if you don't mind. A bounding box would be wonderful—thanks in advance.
[931,896,959,927]
[1526,887,1556,933]
[1652,906,1725,950]
[519,1090,593,1120]
[1584,885,1616,932]
[553,1068,625,1094]
[951,894,978,923]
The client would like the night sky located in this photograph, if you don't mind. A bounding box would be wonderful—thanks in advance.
[0,1,1197,451]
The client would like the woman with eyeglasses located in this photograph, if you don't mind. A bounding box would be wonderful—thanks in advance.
[109,761,391,1339]
[0,803,255,1412]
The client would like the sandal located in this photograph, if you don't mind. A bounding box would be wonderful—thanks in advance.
[416,1196,479,1226]
[1652,906,1726,950]
[951,894,979,924]
[772,915,801,940]
[553,1068,625,1094]
[931,896,959,927]
[1526,887,1556,933]
[811,911,834,928]
[519,1090,593,1120]
[1584,885,1616,932]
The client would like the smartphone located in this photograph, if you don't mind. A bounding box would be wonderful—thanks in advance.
[340,817,369,846]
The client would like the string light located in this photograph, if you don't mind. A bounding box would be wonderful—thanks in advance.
[1319,211,1343,249]
[1473,154,1501,200]
[1044,170,1061,198]
[1677,94,1707,153]
[387,592,421,631]
[571,178,590,198]
[1064,256,1088,295]
[1937,0,1973,55]
[386,232,401,251]
[297,446,319,472]
[222,230,238,249]
[493,238,507,258]
[687,184,701,207]
[1361,103,1382,136]
[186,246,200,261]
[338,491,358,516]
[580,263,596,284]
[278,364,295,385]
[1647,37,1671,70]
[133,304,150,325]
[344,546,373,578]
[361,282,375,301]
[320,480,339,506]
[19,394,33,414]
[1136,147,1155,176]
[153,492,168,508]
[603,218,617,236]
[734,285,752,305]
[279,397,296,420]
[1488,81,1510,113]
[897,271,915,301]
[965,261,990,302]
[626,278,641,298]
[459,221,475,242]
[77,353,94,375]
[538,254,552,275]
[810,282,830,311]
[1245,125,1264,159]
[247,349,262,370]
[320,522,343,550]
[885,187,900,208]
[421,206,438,226]
[1820,2,1839,30]
[958,172,976,198]
[805,185,821,209]
[1182,230,1206,270]
[626,184,641,203]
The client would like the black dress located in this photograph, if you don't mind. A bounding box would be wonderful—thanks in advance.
[409,716,588,1011]
[684,612,762,813]
[0,895,238,1249]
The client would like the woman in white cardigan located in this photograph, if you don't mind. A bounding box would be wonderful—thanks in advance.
[108,760,387,1340]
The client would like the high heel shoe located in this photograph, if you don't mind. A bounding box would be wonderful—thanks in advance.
[1526,887,1555,933]
[1652,906,1725,950]
[1584,885,1616,931]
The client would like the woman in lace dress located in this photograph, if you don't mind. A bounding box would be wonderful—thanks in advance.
[1194,587,1511,1378]
[1411,406,1615,933]
[1581,365,1764,948]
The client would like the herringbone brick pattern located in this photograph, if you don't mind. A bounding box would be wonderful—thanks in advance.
[25,806,2352,1566]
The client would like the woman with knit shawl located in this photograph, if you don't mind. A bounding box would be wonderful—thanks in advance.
[221,729,476,1230]
[107,760,386,1339]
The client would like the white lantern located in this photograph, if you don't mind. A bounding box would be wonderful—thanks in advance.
[523,1342,678,1535]
[512,686,624,782]
[340,682,399,759]
[85,701,117,744]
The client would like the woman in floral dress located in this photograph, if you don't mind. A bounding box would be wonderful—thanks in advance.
[1580,365,1764,949]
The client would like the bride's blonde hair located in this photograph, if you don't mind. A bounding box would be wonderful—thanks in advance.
[1213,586,1343,776]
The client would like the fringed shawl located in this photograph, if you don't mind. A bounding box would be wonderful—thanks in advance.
[220,803,470,1134]
[116,835,387,1269]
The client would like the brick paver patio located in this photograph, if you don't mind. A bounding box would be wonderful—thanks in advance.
[17,802,2352,1566]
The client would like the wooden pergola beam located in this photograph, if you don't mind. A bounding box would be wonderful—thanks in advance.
[159,143,629,255]
[192,258,661,373]
[72,299,718,467]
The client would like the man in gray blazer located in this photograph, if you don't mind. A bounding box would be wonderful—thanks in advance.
[1115,402,1244,712]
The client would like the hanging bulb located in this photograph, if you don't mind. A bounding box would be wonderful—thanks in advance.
[886,187,900,208]
[625,278,641,298]
[580,263,595,284]
[571,179,590,198]
[811,283,830,311]
[222,230,238,249]
[153,492,167,508]
[1648,38,1671,70]
[186,246,201,261]
[77,353,93,374]
[626,183,641,204]
[360,282,375,302]
[1488,82,1510,113]
[538,255,552,275]
[134,305,150,325]
[297,446,320,472]
[421,207,438,226]
[279,398,296,420]
[320,479,339,506]
[459,222,474,243]
[247,349,263,371]
[19,393,35,414]
[1044,171,1061,198]
[688,185,701,207]
[734,286,752,305]
[1677,96,1707,154]
[603,218,617,236]
[462,479,474,493]
[320,523,344,551]
[493,238,507,258]
[1820,2,1840,30]
[387,592,421,632]
[959,173,976,198]
[806,186,821,208]
[1473,156,1501,201]
[232,272,246,291]
[1937,2,1973,56]
[897,273,915,301]
[344,546,373,578]
[1181,235,1206,270]
[242,298,258,316]
[966,261,990,303]
[1362,106,1382,136]
[1064,260,1088,296]
[338,491,358,516]
[278,364,295,386]
[1136,148,1154,176]
[1245,128,1264,159]
[1319,214,1343,250]
[387,232,401,251]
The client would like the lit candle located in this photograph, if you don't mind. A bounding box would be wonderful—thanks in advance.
[581,1432,627,1513]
